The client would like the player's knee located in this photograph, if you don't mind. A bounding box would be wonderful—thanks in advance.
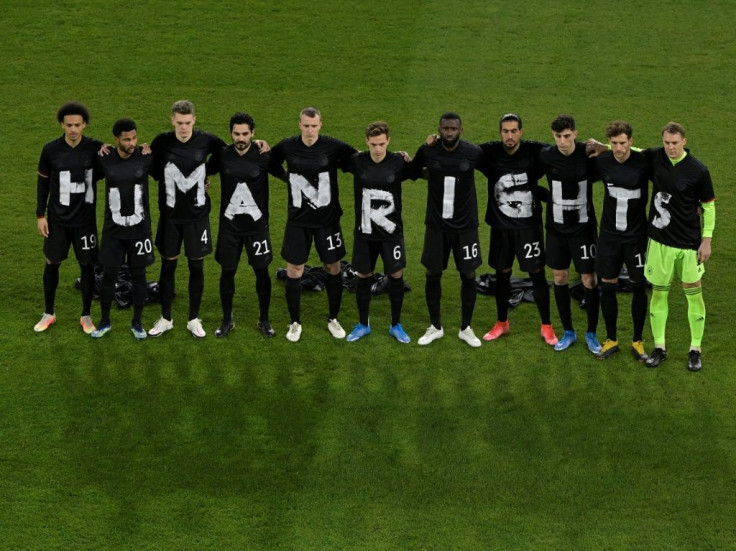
[324,261,341,275]
[460,270,476,281]
[426,272,442,283]
[389,270,402,279]
[581,272,597,288]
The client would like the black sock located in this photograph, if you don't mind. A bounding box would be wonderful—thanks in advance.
[254,267,272,322]
[325,272,343,320]
[425,273,442,329]
[130,268,147,326]
[79,262,95,317]
[585,284,600,334]
[531,270,551,325]
[600,281,618,341]
[98,267,118,326]
[220,267,236,322]
[631,281,647,342]
[460,273,477,330]
[495,270,511,322]
[285,276,302,324]
[43,262,60,314]
[554,283,573,331]
[188,258,204,320]
[356,277,372,326]
[388,275,404,326]
[159,258,178,321]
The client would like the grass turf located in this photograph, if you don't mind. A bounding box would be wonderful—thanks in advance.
[1,1,735,548]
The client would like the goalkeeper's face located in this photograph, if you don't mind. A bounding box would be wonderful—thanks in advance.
[366,134,390,162]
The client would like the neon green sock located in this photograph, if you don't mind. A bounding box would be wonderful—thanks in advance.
[649,285,669,348]
[685,286,705,348]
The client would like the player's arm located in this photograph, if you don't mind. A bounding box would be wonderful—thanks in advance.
[36,170,50,237]
[698,192,716,263]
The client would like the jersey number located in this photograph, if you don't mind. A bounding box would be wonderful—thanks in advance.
[253,239,270,256]
[135,239,153,255]
[524,241,541,259]
[326,232,343,251]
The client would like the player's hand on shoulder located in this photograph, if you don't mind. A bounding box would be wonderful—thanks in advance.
[426,134,439,146]
[141,143,152,155]
[585,138,606,158]
[398,150,412,162]
[256,140,271,154]
[98,143,112,156]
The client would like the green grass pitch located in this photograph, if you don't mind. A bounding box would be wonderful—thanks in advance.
[1,1,735,549]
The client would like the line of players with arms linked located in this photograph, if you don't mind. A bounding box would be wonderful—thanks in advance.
[34,101,716,371]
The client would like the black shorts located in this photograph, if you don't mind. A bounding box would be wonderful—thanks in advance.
[421,226,482,275]
[352,234,406,275]
[215,226,273,269]
[545,225,597,274]
[488,226,545,273]
[281,221,346,266]
[99,235,155,269]
[596,232,647,282]
[155,216,213,259]
[44,222,98,264]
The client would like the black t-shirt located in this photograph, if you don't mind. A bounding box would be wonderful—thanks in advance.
[539,142,599,235]
[593,150,650,242]
[411,140,487,232]
[37,135,104,226]
[268,135,357,228]
[216,145,271,236]
[151,130,226,223]
[96,148,153,239]
[479,140,546,230]
[346,151,414,240]
[644,148,715,250]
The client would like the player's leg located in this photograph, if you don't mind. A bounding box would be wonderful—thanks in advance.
[91,233,122,338]
[183,218,213,338]
[315,223,347,339]
[418,227,448,345]
[485,228,513,340]
[281,223,311,341]
[681,249,706,371]
[455,230,482,348]
[129,267,148,340]
[91,266,117,338]
[150,218,180,337]
[36,224,67,331]
[382,237,409,343]
[72,224,99,334]
[572,228,600,354]
[243,228,275,337]
[594,233,621,358]
[644,240,676,367]
[347,236,376,342]
[625,238,648,362]
[547,229,576,350]
[214,227,242,338]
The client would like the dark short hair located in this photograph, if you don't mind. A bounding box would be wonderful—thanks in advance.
[112,118,137,137]
[439,112,462,125]
[605,121,633,139]
[172,100,195,116]
[499,113,523,130]
[661,121,686,137]
[300,106,321,119]
[230,112,255,132]
[57,101,90,124]
[365,121,390,139]
[551,114,576,133]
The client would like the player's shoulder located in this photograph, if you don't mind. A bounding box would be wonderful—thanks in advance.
[683,150,709,172]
